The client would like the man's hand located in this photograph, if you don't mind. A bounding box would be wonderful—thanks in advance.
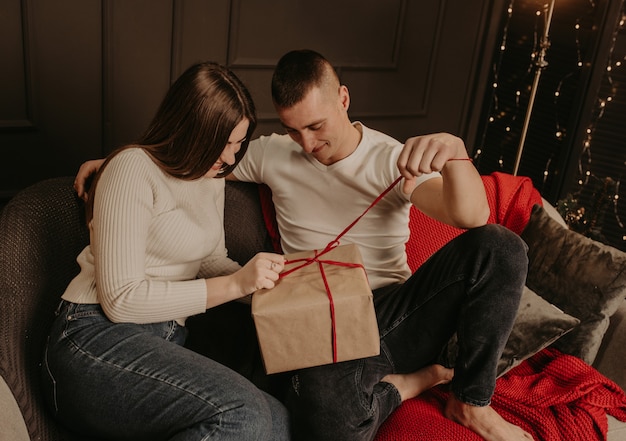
[397,133,468,195]
[397,133,488,228]
[74,159,105,201]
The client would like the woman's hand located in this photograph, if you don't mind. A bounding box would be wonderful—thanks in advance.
[234,253,285,294]
[204,253,285,309]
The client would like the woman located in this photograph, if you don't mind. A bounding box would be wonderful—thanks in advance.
[41,62,289,441]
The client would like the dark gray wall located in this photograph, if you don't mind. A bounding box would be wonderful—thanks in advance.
[0,0,500,200]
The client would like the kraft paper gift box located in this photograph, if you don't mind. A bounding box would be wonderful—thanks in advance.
[251,243,380,374]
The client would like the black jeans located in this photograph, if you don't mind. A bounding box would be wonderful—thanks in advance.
[285,224,528,441]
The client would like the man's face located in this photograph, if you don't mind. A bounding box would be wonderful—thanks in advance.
[277,85,354,166]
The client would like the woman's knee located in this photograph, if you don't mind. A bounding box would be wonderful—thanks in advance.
[216,389,289,441]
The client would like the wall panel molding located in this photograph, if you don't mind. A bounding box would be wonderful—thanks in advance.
[0,0,35,130]
[0,0,499,197]
[228,0,407,69]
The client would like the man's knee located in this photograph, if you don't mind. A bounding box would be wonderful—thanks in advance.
[468,224,528,272]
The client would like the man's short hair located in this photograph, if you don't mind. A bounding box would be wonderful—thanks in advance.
[271,49,338,108]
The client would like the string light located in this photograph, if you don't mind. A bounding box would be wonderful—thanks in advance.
[477,0,626,246]
[477,0,560,173]
[474,0,515,166]
[614,178,625,229]
[571,4,626,241]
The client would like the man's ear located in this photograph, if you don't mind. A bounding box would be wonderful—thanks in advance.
[339,85,350,111]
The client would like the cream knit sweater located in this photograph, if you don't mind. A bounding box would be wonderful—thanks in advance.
[62,148,241,325]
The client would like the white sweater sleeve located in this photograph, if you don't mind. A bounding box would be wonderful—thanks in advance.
[92,150,208,324]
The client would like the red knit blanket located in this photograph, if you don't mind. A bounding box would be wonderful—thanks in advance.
[405,171,542,270]
[374,348,626,441]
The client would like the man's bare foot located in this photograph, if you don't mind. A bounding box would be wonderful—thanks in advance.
[444,395,534,441]
[381,364,454,402]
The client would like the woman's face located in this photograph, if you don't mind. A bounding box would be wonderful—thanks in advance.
[204,118,250,178]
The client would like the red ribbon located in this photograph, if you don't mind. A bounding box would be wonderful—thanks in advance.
[278,175,403,364]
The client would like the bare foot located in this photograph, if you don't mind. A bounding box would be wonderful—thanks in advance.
[444,395,534,441]
[381,364,454,402]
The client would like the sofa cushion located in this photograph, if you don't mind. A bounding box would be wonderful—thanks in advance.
[224,181,275,264]
[496,287,579,375]
[441,287,580,377]
[521,204,626,364]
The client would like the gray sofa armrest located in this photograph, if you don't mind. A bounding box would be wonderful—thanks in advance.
[593,299,626,392]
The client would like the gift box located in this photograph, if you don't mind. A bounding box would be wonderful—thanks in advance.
[251,244,380,374]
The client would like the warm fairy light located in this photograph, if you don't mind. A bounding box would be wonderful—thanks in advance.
[477,0,625,238]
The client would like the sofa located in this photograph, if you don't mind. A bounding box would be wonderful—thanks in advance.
[1,174,625,441]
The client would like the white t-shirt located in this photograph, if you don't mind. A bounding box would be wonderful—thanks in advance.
[233,123,439,289]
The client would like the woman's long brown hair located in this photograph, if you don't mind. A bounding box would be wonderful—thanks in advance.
[86,61,256,223]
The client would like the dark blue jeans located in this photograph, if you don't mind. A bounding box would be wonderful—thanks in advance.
[284,224,528,441]
[41,301,290,441]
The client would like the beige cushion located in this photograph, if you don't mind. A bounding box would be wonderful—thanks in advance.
[0,375,29,441]
[607,414,626,441]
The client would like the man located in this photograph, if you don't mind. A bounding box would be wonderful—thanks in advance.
[75,50,532,441]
